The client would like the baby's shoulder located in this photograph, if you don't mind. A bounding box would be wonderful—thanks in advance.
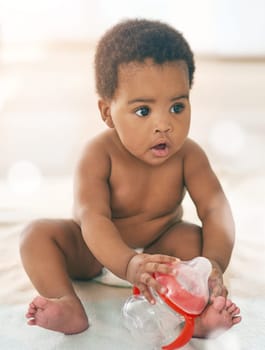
[76,130,116,169]
[181,138,210,170]
[81,130,115,155]
[181,138,205,156]
[75,130,116,177]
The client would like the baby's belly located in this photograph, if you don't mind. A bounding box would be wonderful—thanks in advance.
[113,208,182,248]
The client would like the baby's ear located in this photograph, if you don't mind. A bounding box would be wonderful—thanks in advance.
[98,99,115,128]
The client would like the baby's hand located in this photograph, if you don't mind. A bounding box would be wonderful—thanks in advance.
[126,253,179,303]
[208,260,228,301]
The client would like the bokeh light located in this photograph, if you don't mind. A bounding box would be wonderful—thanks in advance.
[7,160,43,195]
[209,120,246,157]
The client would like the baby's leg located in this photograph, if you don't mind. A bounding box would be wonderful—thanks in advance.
[20,219,102,334]
[144,221,203,260]
[144,221,241,337]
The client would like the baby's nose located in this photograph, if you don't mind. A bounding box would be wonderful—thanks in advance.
[153,116,173,133]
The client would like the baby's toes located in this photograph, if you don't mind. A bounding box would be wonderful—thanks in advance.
[226,302,240,316]
[231,306,240,317]
[26,311,34,318]
[232,315,242,325]
[226,302,236,313]
[26,304,37,318]
[212,296,226,312]
[225,299,232,308]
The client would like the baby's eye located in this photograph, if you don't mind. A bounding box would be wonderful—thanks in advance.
[135,106,150,117]
[170,103,184,114]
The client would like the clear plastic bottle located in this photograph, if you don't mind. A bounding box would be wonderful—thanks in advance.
[122,257,212,349]
[123,292,184,349]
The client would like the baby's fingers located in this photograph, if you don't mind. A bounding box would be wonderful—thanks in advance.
[126,253,179,286]
[148,254,179,264]
[138,274,168,302]
[136,282,156,304]
[144,254,180,275]
[145,261,178,275]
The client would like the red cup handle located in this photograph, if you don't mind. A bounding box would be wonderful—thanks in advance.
[157,291,195,349]
[133,287,196,349]
[162,314,194,350]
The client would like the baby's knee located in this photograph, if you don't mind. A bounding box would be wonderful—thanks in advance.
[20,219,51,252]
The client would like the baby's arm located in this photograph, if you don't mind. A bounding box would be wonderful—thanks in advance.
[73,137,177,302]
[183,140,235,297]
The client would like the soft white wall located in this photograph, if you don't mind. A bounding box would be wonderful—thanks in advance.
[1,0,265,54]
[213,0,265,56]
[0,1,208,54]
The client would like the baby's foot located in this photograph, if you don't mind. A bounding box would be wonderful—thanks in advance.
[26,295,89,334]
[194,296,241,338]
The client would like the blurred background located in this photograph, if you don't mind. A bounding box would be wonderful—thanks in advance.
[0,0,264,226]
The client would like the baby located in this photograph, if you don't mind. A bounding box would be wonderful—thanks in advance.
[20,19,241,337]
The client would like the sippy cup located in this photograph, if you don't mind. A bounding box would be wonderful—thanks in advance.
[122,257,212,349]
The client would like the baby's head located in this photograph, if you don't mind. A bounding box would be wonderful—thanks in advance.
[94,19,195,100]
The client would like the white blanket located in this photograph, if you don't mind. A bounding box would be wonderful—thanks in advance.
[0,295,264,350]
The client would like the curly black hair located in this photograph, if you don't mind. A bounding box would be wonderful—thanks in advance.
[94,18,195,99]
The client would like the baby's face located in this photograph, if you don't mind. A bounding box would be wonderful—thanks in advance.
[106,58,191,166]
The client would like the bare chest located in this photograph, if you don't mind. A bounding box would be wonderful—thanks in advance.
[109,157,185,219]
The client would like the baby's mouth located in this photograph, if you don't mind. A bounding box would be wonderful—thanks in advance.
[153,143,167,150]
[151,143,169,157]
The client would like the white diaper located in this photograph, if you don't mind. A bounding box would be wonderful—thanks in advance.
[93,248,143,287]
[93,268,132,287]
